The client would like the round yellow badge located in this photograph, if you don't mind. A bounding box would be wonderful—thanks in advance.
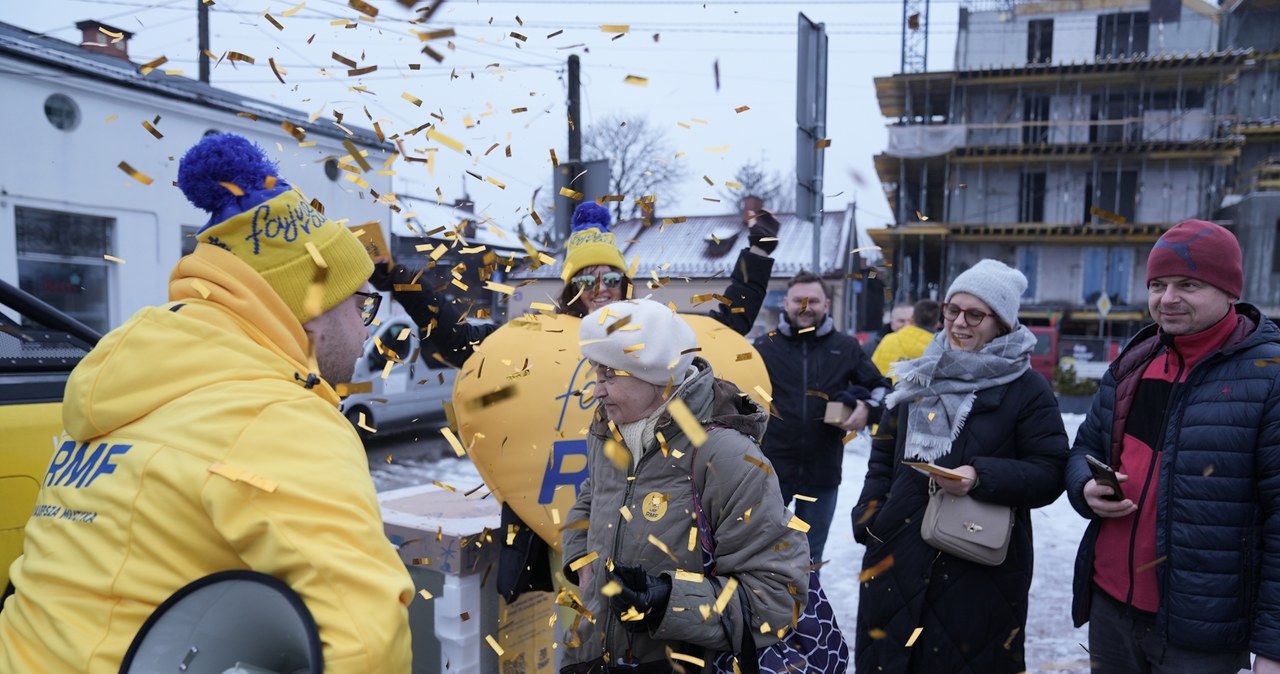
[641,492,668,522]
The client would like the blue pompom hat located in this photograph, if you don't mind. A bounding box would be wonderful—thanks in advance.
[177,134,372,325]
[561,202,626,281]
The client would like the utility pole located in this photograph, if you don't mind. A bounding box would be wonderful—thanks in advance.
[197,0,210,84]
[554,54,583,242]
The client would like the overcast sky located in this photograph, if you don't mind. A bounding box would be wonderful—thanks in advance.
[8,0,963,231]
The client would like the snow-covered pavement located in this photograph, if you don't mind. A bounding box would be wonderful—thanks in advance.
[373,414,1093,673]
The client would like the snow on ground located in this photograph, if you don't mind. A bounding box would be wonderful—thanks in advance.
[373,414,1092,673]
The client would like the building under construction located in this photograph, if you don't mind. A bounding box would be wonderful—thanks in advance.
[870,0,1280,362]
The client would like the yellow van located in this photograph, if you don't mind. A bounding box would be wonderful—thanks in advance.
[0,280,99,598]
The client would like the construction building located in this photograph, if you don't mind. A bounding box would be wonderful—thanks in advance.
[870,0,1280,371]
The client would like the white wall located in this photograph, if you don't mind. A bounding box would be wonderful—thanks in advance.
[0,54,393,329]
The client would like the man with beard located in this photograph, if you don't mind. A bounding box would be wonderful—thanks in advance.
[754,270,890,565]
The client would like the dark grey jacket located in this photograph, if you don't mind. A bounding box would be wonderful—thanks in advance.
[562,360,810,670]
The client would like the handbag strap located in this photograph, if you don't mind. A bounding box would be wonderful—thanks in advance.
[687,439,718,576]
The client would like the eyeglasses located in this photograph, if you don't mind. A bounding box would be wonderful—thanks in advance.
[353,291,382,326]
[941,302,996,327]
[571,271,625,292]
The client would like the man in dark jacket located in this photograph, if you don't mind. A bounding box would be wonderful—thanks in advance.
[755,270,890,564]
[1067,219,1280,674]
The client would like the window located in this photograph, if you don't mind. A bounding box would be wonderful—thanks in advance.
[1096,12,1149,58]
[1017,248,1039,300]
[1023,96,1050,145]
[1019,172,1046,223]
[1080,247,1133,304]
[1027,19,1053,64]
[1096,170,1138,224]
[16,207,114,333]
[1090,93,1141,144]
[43,93,80,131]
[1149,88,1205,110]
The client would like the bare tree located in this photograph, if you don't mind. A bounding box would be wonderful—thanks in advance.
[582,113,688,221]
[718,159,795,214]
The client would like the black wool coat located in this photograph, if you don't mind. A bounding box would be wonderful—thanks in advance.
[851,369,1068,674]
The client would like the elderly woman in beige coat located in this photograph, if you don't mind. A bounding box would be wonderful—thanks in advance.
[560,299,809,674]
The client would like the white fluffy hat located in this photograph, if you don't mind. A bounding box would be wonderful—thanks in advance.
[578,299,697,386]
[946,259,1027,329]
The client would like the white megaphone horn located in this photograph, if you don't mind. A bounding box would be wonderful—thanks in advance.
[119,570,322,674]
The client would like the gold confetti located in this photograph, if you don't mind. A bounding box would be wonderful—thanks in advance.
[484,634,504,656]
[744,455,773,476]
[427,127,465,153]
[190,279,211,299]
[671,653,706,667]
[619,505,633,522]
[868,628,888,640]
[281,2,305,16]
[601,24,630,33]
[603,439,629,470]
[704,145,730,153]
[786,515,811,533]
[860,554,894,582]
[220,181,245,197]
[103,255,126,264]
[753,385,773,403]
[905,626,924,647]
[815,138,832,149]
[568,551,598,572]
[1136,555,1167,573]
[440,427,467,456]
[623,75,649,86]
[713,576,738,615]
[418,588,433,600]
[117,161,153,185]
[98,26,123,39]
[559,186,584,200]
[794,493,817,502]
[735,105,750,113]
[348,0,379,18]
[667,399,707,447]
[139,56,168,75]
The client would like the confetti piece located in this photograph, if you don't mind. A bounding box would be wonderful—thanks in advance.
[348,0,379,17]
[440,427,467,456]
[418,588,433,600]
[568,551,599,572]
[559,186,583,200]
[787,515,811,533]
[906,626,924,647]
[103,255,126,264]
[139,56,168,76]
[667,399,707,447]
[744,455,773,476]
[713,576,738,615]
[190,279,211,299]
[647,534,675,560]
[117,161,153,185]
[98,26,123,39]
[860,554,895,582]
[227,51,255,65]
[1136,555,1167,573]
[815,138,832,149]
[427,127,465,153]
[623,75,649,86]
[601,24,630,33]
[671,653,706,667]
[603,439,629,470]
[868,628,888,640]
[704,145,730,153]
[753,385,773,403]
[735,105,750,113]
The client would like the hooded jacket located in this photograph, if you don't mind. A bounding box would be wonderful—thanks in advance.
[0,245,413,673]
[561,360,810,670]
[1067,303,1280,660]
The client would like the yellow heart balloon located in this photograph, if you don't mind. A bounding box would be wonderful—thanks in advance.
[452,312,771,548]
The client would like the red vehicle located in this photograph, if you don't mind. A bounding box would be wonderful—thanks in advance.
[1029,325,1059,383]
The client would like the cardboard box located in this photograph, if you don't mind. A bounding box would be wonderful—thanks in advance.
[824,401,853,426]
[351,221,392,264]
[381,485,501,577]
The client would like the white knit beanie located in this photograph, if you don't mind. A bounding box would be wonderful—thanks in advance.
[945,259,1027,329]
[579,299,697,386]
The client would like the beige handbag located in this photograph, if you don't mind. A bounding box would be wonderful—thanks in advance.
[920,479,1014,566]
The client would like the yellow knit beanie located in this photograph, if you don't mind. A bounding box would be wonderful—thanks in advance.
[561,202,625,281]
[177,134,373,325]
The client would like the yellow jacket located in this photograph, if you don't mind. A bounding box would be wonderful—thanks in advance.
[872,324,936,381]
[0,246,412,673]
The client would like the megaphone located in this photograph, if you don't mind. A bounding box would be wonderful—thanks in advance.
[120,570,322,674]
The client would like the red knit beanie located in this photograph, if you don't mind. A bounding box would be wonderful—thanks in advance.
[1146,219,1242,298]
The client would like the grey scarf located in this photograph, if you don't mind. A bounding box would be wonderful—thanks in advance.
[885,326,1037,462]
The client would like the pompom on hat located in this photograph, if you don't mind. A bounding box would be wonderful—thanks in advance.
[945,259,1028,329]
[561,202,626,281]
[1146,219,1243,298]
[579,299,698,386]
[177,133,373,325]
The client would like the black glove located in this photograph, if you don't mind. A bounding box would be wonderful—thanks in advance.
[747,212,780,255]
[608,563,671,632]
[369,261,406,293]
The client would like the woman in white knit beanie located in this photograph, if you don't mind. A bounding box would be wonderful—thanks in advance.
[851,258,1069,674]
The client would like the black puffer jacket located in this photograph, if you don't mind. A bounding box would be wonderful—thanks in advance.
[851,369,1067,674]
[1066,304,1280,660]
[753,315,890,488]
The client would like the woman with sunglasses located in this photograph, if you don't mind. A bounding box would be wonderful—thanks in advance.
[851,259,1068,674]
[369,199,779,602]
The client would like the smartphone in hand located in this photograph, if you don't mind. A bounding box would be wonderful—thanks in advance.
[1086,455,1124,502]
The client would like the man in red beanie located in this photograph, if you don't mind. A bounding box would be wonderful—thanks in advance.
[1066,219,1280,673]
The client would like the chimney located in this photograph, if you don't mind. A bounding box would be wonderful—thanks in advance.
[75,20,133,62]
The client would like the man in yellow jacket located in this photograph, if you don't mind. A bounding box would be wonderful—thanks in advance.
[0,134,413,673]
[872,299,941,382]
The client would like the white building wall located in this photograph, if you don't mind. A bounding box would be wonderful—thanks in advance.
[0,55,392,330]
[950,166,1021,224]
[957,2,1219,70]
[1133,164,1203,225]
